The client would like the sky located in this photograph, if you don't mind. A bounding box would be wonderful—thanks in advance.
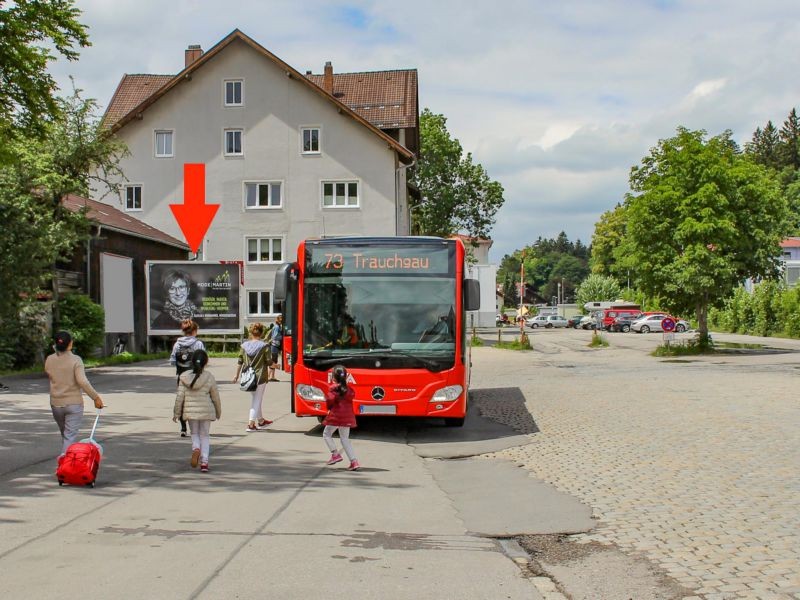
[49,0,800,263]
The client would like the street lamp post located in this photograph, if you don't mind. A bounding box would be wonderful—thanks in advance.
[519,252,525,332]
[557,282,562,314]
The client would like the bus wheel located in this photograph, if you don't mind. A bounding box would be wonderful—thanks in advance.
[444,417,465,427]
[317,416,325,424]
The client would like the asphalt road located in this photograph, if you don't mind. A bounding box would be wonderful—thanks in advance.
[4,327,797,599]
[0,357,592,600]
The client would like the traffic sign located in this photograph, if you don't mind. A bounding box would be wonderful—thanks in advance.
[661,317,676,333]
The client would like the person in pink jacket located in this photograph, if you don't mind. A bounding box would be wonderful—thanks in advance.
[322,365,360,471]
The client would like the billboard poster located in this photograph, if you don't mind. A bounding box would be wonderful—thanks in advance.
[146,261,241,334]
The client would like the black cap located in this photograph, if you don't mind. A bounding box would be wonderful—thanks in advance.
[54,331,72,352]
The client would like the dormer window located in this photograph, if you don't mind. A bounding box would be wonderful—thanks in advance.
[224,79,243,106]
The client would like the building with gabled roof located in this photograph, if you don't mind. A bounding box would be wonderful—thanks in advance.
[93,29,419,333]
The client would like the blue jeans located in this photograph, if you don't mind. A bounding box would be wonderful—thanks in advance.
[51,404,84,454]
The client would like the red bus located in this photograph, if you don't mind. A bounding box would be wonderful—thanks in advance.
[274,237,480,427]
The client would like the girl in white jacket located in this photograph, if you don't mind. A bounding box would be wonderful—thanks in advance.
[174,350,221,473]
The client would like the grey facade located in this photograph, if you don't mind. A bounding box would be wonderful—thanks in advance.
[95,31,416,328]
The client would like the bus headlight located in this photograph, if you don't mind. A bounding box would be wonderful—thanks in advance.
[430,385,463,402]
[297,384,325,402]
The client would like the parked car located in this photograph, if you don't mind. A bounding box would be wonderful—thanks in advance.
[630,314,689,333]
[526,315,550,328]
[566,315,583,328]
[544,315,569,328]
[579,314,598,329]
[601,309,642,331]
[610,316,636,332]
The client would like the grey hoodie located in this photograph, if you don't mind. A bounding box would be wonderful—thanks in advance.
[170,336,206,366]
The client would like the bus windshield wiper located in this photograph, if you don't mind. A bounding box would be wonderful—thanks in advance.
[311,350,443,372]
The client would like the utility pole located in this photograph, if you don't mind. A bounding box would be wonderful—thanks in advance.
[519,250,525,332]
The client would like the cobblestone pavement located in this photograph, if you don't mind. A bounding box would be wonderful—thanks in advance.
[472,329,800,600]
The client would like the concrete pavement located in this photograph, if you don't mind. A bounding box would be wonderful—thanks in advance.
[0,357,586,600]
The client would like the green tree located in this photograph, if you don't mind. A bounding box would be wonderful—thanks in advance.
[778,108,800,171]
[411,109,504,238]
[590,203,628,277]
[625,127,791,345]
[745,121,781,170]
[501,273,518,308]
[575,274,622,311]
[0,89,127,365]
[0,0,90,160]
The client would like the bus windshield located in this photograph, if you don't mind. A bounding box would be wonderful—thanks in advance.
[301,241,457,370]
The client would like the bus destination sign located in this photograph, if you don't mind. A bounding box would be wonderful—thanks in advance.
[308,245,453,275]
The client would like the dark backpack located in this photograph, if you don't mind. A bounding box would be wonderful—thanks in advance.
[176,345,194,373]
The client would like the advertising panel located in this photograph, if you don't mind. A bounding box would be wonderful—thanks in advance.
[146,261,241,334]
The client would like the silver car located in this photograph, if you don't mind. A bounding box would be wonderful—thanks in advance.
[544,315,569,328]
[526,315,550,328]
[630,314,689,333]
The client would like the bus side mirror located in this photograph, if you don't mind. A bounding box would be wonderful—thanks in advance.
[464,279,480,311]
[274,263,294,301]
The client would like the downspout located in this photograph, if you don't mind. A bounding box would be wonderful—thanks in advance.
[395,157,416,236]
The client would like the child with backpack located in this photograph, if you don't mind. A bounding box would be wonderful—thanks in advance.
[173,349,220,473]
[322,364,360,471]
[170,320,205,437]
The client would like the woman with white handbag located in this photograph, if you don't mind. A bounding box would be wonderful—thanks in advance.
[232,322,273,432]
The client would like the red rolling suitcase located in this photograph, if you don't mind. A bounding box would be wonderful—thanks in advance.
[56,411,103,488]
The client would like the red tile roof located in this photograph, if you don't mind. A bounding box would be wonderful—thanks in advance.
[62,194,189,250]
[304,70,417,129]
[781,237,800,248]
[103,74,173,128]
[101,30,414,162]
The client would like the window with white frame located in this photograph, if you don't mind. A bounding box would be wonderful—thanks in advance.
[154,130,173,157]
[246,237,283,263]
[322,181,359,207]
[301,127,320,154]
[244,182,282,209]
[124,185,142,211]
[224,129,243,156]
[247,290,280,316]
[224,79,243,106]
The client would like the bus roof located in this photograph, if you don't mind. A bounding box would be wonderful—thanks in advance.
[305,236,454,245]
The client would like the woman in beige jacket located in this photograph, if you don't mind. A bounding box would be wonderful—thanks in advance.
[173,349,221,472]
[44,331,104,455]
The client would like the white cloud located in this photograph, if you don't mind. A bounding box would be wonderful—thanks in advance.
[47,0,800,264]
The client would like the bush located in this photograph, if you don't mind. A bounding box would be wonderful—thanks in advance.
[0,300,52,369]
[780,287,800,337]
[588,331,609,348]
[58,294,105,357]
[752,279,783,336]
[709,281,800,339]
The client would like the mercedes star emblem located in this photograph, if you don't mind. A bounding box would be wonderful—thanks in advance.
[371,386,386,401]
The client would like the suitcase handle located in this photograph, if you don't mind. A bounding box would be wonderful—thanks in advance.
[89,408,102,441]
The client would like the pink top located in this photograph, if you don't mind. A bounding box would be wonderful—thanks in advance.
[323,384,357,428]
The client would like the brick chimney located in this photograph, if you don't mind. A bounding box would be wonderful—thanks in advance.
[185,44,203,68]
[323,61,333,94]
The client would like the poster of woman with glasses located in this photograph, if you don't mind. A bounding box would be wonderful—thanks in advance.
[147,262,241,333]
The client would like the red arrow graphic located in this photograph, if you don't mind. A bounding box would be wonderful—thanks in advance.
[170,163,220,254]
